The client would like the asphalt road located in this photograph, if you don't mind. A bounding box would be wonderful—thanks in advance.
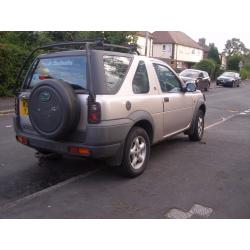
[0,81,250,218]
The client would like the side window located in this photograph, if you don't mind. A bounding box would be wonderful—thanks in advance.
[103,55,131,94]
[153,64,181,93]
[132,61,150,94]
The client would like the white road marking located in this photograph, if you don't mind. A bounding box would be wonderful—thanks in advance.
[205,114,236,130]
[240,112,247,115]
[166,204,213,219]
[5,125,12,128]
[0,168,100,212]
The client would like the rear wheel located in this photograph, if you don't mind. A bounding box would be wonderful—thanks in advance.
[189,110,204,141]
[204,82,210,91]
[120,127,150,177]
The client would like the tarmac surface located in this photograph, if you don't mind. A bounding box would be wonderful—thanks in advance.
[0,81,250,218]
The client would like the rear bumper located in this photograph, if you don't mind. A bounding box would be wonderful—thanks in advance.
[13,116,131,159]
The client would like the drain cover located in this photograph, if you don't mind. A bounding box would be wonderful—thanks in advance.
[189,204,213,217]
[165,204,213,219]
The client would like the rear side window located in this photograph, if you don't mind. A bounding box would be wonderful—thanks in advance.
[132,61,149,94]
[29,56,87,90]
[103,55,131,94]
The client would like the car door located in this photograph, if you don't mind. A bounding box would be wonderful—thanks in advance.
[153,63,194,136]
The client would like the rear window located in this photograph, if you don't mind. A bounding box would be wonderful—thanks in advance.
[29,56,87,89]
[103,55,131,94]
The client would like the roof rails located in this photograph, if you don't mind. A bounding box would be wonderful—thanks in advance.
[38,40,140,55]
[15,39,140,97]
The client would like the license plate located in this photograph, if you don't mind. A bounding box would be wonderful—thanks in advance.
[20,99,29,116]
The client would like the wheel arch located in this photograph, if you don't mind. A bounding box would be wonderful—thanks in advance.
[127,111,155,145]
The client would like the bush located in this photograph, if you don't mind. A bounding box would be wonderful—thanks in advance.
[240,68,250,80]
[0,43,28,96]
[0,84,13,97]
[227,55,242,71]
[215,67,225,78]
[193,59,216,79]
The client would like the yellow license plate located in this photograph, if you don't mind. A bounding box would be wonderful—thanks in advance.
[20,99,29,116]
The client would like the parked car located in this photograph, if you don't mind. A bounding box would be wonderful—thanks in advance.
[14,41,206,177]
[179,69,211,91]
[216,71,241,88]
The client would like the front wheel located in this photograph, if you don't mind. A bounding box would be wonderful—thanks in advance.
[120,127,150,177]
[189,110,205,141]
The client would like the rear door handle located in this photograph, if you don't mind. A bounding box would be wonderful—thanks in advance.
[163,97,169,102]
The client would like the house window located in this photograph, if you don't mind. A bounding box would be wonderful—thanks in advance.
[162,45,166,51]
[192,49,195,54]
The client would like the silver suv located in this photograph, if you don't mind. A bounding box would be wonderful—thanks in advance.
[14,41,206,177]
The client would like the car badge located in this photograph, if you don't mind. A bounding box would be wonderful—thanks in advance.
[39,91,51,102]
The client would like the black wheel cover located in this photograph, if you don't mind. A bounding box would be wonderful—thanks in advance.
[28,79,80,139]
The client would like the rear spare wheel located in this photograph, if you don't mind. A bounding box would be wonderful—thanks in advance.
[28,79,80,139]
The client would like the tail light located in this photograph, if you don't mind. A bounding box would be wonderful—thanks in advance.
[16,135,28,145]
[88,98,101,124]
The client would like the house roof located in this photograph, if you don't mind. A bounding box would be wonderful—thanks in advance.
[137,31,154,39]
[152,31,203,50]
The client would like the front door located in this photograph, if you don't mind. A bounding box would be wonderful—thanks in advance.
[153,63,194,136]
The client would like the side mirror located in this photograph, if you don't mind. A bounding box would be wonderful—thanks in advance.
[184,82,197,92]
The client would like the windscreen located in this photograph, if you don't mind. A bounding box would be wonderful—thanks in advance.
[222,72,236,77]
[180,70,199,78]
[30,56,87,89]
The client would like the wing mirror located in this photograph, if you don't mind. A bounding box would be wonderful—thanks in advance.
[184,82,197,92]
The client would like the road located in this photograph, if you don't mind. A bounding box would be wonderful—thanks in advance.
[0,81,250,218]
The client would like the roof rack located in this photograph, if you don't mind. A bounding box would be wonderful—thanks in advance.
[15,40,140,98]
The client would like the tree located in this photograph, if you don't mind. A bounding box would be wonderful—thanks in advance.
[208,45,221,65]
[43,31,138,45]
[227,55,242,71]
[224,38,249,56]
[193,59,216,79]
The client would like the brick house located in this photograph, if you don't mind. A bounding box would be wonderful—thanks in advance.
[152,31,204,71]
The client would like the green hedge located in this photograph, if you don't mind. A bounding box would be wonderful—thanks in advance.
[240,68,250,80]
[0,43,28,96]
[193,59,216,80]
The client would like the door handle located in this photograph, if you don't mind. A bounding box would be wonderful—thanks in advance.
[163,97,169,102]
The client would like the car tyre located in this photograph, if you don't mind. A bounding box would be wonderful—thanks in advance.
[204,82,210,91]
[120,126,150,178]
[189,109,204,141]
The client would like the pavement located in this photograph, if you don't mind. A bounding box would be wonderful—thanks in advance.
[0,80,250,218]
[0,97,15,114]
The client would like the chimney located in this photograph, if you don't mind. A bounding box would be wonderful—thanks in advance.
[198,38,206,46]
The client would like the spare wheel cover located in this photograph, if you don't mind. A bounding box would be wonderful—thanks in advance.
[28,79,80,139]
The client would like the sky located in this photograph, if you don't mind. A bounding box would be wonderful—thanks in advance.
[185,31,250,53]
